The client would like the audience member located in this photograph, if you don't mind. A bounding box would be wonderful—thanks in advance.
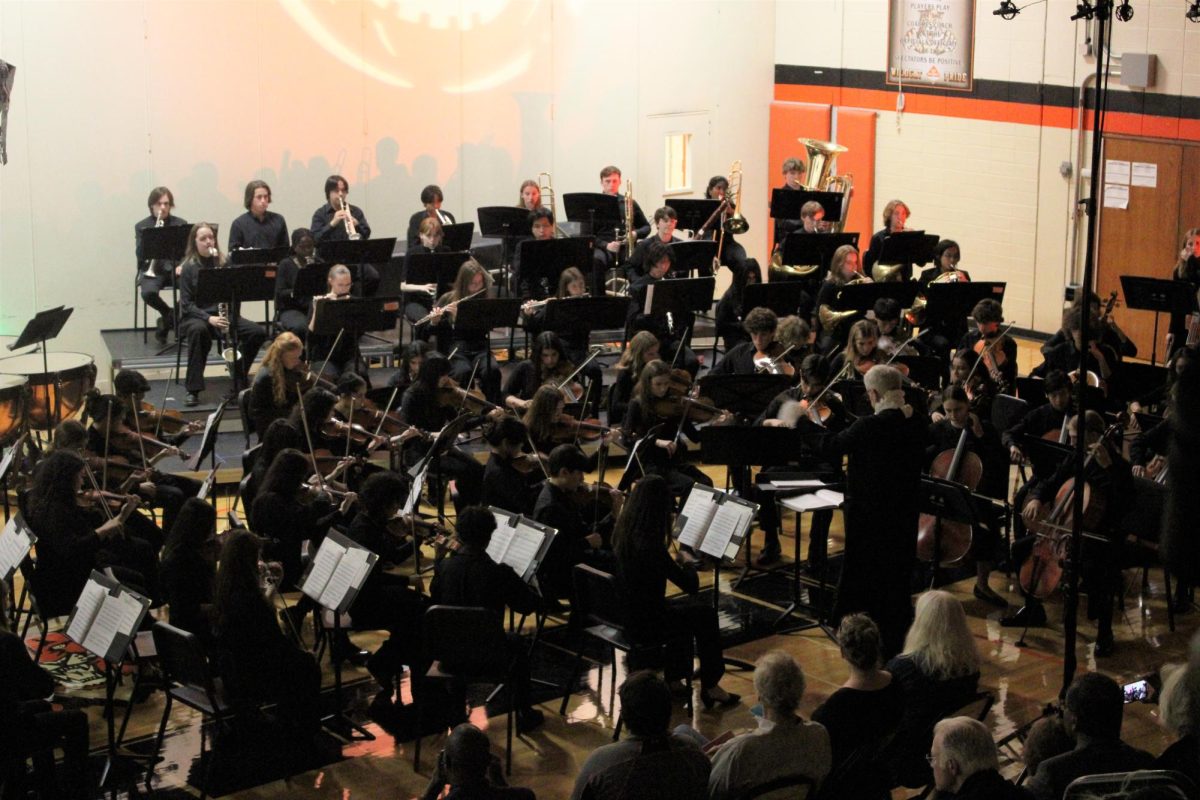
[1021,715,1074,779]
[419,723,536,800]
[1154,662,1200,786]
[570,671,710,800]
[708,651,831,800]
[1025,673,1154,800]
[812,613,905,799]
[930,717,1032,799]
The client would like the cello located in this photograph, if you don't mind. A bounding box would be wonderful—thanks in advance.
[916,424,982,566]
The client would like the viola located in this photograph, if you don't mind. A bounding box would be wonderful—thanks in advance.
[550,413,611,443]
[135,402,202,438]
[917,424,982,566]
[651,394,725,424]
[436,383,502,415]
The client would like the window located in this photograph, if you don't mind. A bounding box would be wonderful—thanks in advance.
[664,132,692,195]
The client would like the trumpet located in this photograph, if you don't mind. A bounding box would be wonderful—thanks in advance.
[338,195,360,240]
[145,210,165,278]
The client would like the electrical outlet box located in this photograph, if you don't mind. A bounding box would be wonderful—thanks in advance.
[1121,53,1157,89]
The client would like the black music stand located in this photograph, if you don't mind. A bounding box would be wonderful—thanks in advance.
[776,232,861,284]
[442,223,475,252]
[396,251,472,296]
[919,475,980,588]
[477,206,532,283]
[875,231,938,280]
[230,245,290,265]
[891,355,944,391]
[1019,435,1074,478]
[317,237,397,293]
[645,276,717,317]
[6,306,74,428]
[312,295,402,374]
[834,282,921,314]
[922,281,1006,338]
[515,238,594,298]
[770,189,845,226]
[1119,275,1195,366]
[541,296,628,335]
[140,226,191,347]
[408,411,476,525]
[453,297,523,339]
[740,282,804,320]
[293,262,331,299]
[195,265,275,394]
[185,398,230,471]
[563,192,623,238]
[664,198,720,234]
[668,240,718,278]
[1013,376,1047,406]
[697,374,792,420]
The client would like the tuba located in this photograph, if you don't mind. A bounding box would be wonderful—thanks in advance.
[801,138,854,234]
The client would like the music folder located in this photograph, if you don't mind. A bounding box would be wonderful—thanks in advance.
[66,570,151,664]
[300,530,378,614]
[672,484,758,563]
[486,507,557,584]
[0,512,35,582]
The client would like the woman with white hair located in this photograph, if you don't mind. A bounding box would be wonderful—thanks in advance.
[1154,660,1200,786]
[885,590,982,788]
[708,651,832,800]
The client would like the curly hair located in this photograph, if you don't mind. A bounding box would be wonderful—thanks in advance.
[837,613,883,670]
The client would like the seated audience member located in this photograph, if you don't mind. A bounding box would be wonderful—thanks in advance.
[1025,673,1154,800]
[930,717,1032,800]
[159,497,218,646]
[885,590,982,788]
[1021,715,1074,779]
[1154,662,1200,786]
[812,613,905,800]
[708,651,832,800]
[429,506,546,734]
[420,723,536,800]
[570,671,710,800]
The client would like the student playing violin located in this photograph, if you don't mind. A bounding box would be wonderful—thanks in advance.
[956,298,1018,391]
[831,319,888,380]
[522,384,619,460]
[481,416,542,515]
[711,306,796,378]
[607,331,660,427]
[503,331,583,412]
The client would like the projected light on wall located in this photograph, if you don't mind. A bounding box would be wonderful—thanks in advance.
[279,0,547,93]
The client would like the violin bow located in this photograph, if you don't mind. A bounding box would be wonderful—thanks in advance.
[373,384,402,440]
[457,358,482,415]
[315,327,345,384]
[963,321,1016,388]
[522,428,552,481]
[882,329,928,367]
[154,375,172,440]
[572,381,596,449]
[294,382,328,493]
[81,461,118,523]
[556,345,603,396]
[670,327,690,370]
[344,397,355,458]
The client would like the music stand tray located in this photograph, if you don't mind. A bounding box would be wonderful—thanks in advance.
[442,223,475,252]
[196,264,277,307]
[397,252,472,297]
[697,375,793,420]
[1120,275,1195,315]
[139,226,190,261]
[922,282,1006,331]
[230,245,291,265]
[646,276,716,317]
[777,232,861,282]
[563,192,622,237]
[669,240,718,278]
[516,238,594,293]
[477,206,532,240]
[452,297,522,335]
[834,282,921,312]
[317,237,397,265]
[1019,435,1074,477]
[877,231,938,267]
[312,296,402,336]
[293,263,332,298]
[7,306,73,352]
[770,189,845,224]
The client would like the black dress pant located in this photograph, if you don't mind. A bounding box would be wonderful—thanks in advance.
[151,472,202,535]
[276,309,309,340]
[179,316,266,393]
[138,270,174,318]
[630,601,725,689]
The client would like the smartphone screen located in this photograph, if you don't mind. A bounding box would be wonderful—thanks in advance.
[1123,679,1150,703]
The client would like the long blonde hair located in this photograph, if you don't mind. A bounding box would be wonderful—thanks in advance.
[262,332,303,407]
[900,590,980,680]
[522,385,563,443]
[617,331,659,374]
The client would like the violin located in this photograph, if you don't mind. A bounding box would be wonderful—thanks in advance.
[973,335,1009,389]
[135,401,202,438]
[854,354,910,378]
[512,452,550,475]
[77,488,142,516]
[550,413,612,443]
[916,424,982,566]
[571,480,624,515]
[664,367,694,398]
[321,418,381,449]
[107,427,188,466]
[797,396,833,423]
[651,394,726,424]
[436,383,502,415]
[289,362,336,393]
[753,342,797,376]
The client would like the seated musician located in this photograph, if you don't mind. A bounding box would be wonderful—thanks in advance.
[307,264,361,381]
[403,217,447,344]
[714,260,760,352]
[84,392,200,537]
[957,298,1018,392]
[406,184,455,248]
[273,228,322,341]
[607,330,660,426]
[311,174,371,242]
[831,319,887,381]
[387,340,432,396]
[798,200,825,233]
[344,471,429,706]
[628,206,682,277]
[945,349,999,423]
[702,174,748,277]
[1002,369,1072,466]
[517,178,541,211]
[228,179,289,251]
[1032,306,1117,400]
[113,368,202,447]
[512,207,557,300]
[24,449,161,609]
[533,444,624,600]
[250,331,306,439]
[621,360,722,500]
[523,384,620,463]
[1166,228,1200,346]
[177,222,267,406]
[1013,411,1133,656]
[429,259,503,404]
[1042,291,1138,364]
[596,164,651,256]
[753,354,849,566]
[814,244,868,354]
[863,198,910,277]
[330,372,407,461]
[1130,411,1170,481]
[159,498,218,645]
[925,385,1009,607]
[626,240,701,377]
[520,266,604,411]
[400,353,499,512]
[872,297,926,360]
[711,306,796,379]
[135,186,188,343]
[503,331,581,412]
[773,156,807,246]
[917,239,970,286]
[481,416,542,515]
[429,506,547,734]
[777,314,815,373]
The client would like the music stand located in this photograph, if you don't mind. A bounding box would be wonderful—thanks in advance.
[664,198,720,234]
[317,237,397,292]
[777,232,861,284]
[770,189,845,225]
[1019,435,1074,478]
[1119,275,1196,365]
[395,251,472,297]
[477,206,532,276]
[645,276,717,317]
[541,296,628,335]
[409,412,476,523]
[891,355,944,391]
[140,226,192,348]
[834,282,921,313]
[515,238,594,297]
[740,282,806,319]
[919,475,980,587]
[875,231,938,280]
[668,240,718,278]
[453,297,523,337]
[442,222,475,252]
[6,306,74,427]
[697,374,792,420]
[293,263,332,299]
[922,281,1006,340]
[230,245,290,265]
[185,398,229,471]
[563,192,623,238]
[195,266,275,394]
[312,295,402,371]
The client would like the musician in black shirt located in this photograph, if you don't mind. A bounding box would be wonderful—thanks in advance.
[627,240,700,377]
[311,174,371,243]
[274,228,322,340]
[712,306,796,378]
[702,174,748,278]
[593,165,651,295]
[135,186,189,342]
[403,217,448,344]
[863,199,910,278]
[773,156,807,246]
[406,184,456,248]
[957,299,1018,392]
[228,180,288,251]
[481,416,541,515]
[1032,307,1117,402]
[628,206,682,277]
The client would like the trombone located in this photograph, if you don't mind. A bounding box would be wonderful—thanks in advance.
[537,172,568,238]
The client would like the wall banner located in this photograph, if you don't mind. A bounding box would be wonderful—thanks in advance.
[886,0,976,92]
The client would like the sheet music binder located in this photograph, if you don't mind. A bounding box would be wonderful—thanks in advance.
[300,530,378,614]
[644,276,716,316]
[0,512,35,582]
[65,570,151,664]
[672,483,758,563]
[486,507,558,584]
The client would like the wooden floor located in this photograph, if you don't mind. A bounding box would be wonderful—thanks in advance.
[13,335,1193,799]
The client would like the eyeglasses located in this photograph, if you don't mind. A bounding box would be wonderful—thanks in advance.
[925,753,937,765]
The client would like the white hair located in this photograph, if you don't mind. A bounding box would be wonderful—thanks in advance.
[934,717,998,777]
[754,651,807,716]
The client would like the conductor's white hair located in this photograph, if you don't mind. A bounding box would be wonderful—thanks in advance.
[864,364,903,394]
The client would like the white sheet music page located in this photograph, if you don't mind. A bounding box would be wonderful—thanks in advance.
[486,513,518,565]
[503,522,545,577]
[67,580,107,644]
[0,515,32,579]
[675,485,718,549]
[302,539,345,601]
[700,501,754,560]
[82,590,143,659]
[321,546,372,609]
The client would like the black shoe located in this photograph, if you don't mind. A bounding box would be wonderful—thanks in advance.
[699,688,741,711]
[516,708,545,734]
[331,632,370,667]
[154,316,169,343]
[757,546,782,566]
[1000,603,1047,628]
[367,648,394,692]
[185,392,200,407]
[974,585,1008,608]
[1094,629,1115,657]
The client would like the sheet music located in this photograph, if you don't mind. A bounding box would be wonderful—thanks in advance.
[769,479,826,489]
[782,488,844,512]
[302,539,345,601]
[83,590,144,659]
[502,522,545,577]
[66,580,107,644]
[321,546,372,609]
[486,516,517,565]
[675,485,719,549]
[404,464,428,515]
[0,515,33,580]
[699,501,754,560]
